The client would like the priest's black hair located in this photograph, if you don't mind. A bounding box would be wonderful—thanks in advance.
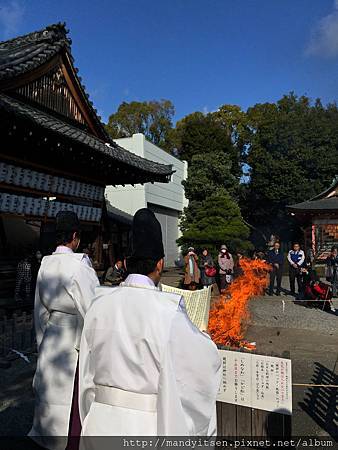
[56,230,81,246]
[125,256,159,276]
[55,211,81,246]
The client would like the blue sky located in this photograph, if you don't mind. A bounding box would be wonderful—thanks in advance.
[1,0,338,123]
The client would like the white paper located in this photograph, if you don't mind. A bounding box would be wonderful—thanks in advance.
[161,284,211,331]
[217,349,292,415]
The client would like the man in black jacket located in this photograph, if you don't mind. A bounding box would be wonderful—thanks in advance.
[267,241,284,296]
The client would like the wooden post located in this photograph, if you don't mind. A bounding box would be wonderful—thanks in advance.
[0,215,8,253]
[216,402,236,437]
[236,405,252,436]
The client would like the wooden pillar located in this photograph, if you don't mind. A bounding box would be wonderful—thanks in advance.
[93,227,103,270]
[108,241,114,266]
[302,227,307,251]
[0,215,8,253]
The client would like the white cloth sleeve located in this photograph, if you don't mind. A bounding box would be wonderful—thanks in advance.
[81,254,93,268]
[167,308,222,435]
[69,265,100,318]
[34,270,50,351]
[207,405,217,437]
[79,328,95,425]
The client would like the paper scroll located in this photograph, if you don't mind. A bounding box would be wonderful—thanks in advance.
[161,284,212,331]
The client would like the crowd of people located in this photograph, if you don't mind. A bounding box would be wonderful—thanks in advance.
[179,236,337,313]
[15,235,338,316]
[183,245,235,293]
[265,240,336,313]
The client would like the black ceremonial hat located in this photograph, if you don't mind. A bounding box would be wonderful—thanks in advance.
[131,208,164,261]
[56,211,80,232]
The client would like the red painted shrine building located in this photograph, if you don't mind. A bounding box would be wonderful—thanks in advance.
[287,177,338,261]
[0,23,172,298]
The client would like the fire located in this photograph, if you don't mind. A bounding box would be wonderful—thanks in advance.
[208,258,270,347]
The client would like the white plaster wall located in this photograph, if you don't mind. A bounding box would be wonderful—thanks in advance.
[104,134,188,265]
[105,185,146,216]
[105,135,146,215]
[105,134,188,216]
[143,138,187,212]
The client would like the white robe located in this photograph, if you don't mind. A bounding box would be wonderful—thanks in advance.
[79,274,221,441]
[29,247,99,450]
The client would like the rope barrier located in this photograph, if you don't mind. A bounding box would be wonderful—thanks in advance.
[292,383,338,388]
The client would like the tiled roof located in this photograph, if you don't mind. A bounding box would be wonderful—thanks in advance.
[287,196,338,212]
[0,23,108,139]
[0,23,174,184]
[0,93,173,182]
[0,23,70,81]
[310,176,338,201]
[106,202,133,225]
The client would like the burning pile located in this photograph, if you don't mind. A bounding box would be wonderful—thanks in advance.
[208,258,270,348]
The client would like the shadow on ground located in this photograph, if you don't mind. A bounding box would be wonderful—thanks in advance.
[299,362,338,442]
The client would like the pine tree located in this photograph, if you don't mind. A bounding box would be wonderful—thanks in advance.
[178,189,251,256]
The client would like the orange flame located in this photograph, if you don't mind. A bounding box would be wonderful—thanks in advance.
[208,258,270,347]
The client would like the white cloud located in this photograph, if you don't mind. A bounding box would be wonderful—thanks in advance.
[202,105,208,115]
[306,0,338,58]
[0,0,25,39]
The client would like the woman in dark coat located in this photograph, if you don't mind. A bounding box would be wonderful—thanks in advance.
[199,248,215,288]
[326,245,338,297]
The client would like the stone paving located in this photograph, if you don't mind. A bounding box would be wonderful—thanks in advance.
[247,277,338,440]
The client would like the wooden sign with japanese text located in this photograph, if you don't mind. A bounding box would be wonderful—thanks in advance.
[217,350,292,415]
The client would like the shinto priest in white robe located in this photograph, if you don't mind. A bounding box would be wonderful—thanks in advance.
[29,245,99,449]
[79,273,221,438]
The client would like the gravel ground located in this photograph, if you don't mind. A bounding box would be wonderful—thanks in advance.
[249,274,338,333]
[249,295,338,333]
[246,277,338,440]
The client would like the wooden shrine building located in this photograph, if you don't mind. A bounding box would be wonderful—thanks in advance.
[287,176,338,261]
[0,23,172,299]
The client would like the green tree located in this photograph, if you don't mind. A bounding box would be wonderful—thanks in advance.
[106,99,175,152]
[213,104,251,169]
[173,112,240,176]
[177,189,251,256]
[175,109,249,254]
[182,151,237,201]
[243,93,338,241]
